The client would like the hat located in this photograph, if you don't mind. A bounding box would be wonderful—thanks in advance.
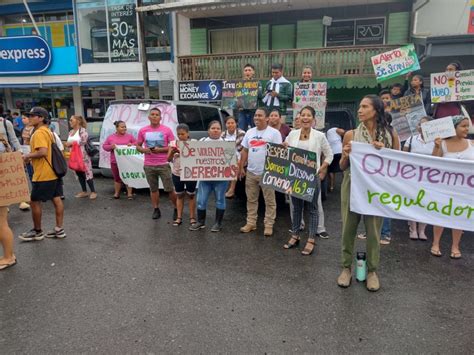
[452,115,467,127]
[25,107,49,119]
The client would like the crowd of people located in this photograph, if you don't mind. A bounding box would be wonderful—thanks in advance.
[0,61,472,294]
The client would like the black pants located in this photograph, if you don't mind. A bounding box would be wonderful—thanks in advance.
[77,172,95,193]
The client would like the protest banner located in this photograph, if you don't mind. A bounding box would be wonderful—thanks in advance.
[221,80,259,110]
[0,151,30,207]
[293,82,327,129]
[114,145,150,189]
[261,143,318,202]
[430,69,474,103]
[371,44,420,82]
[389,94,426,141]
[349,142,474,232]
[178,140,238,181]
[421,116,456,143]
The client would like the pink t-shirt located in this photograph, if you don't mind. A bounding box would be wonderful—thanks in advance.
[102,133,136,164]
[137,124,175,166]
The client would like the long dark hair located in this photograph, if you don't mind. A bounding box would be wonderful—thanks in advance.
[362,95,393,144]
[410,74,424,89]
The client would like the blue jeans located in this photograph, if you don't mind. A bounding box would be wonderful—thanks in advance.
[197,181,228,210]
[238,110,255,131]
[290,179,320,238]
[381,218,391,238]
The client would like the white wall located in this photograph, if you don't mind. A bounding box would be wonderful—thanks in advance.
[176,14,191,55]
[413,0,471,36]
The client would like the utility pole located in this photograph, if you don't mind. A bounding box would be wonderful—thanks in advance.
[137,0,150,99]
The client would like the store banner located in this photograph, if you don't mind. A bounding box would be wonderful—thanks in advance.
[430,69,474,103]
[389,94,426,142]
[178,81,223,101]
[0,36,51,74]
[293,82,327,129]
[261,143,318,202]
[114,145,149,189]
[371,44,420,82]
[349,142,474,232]
[108,3,138,62]
[221,80,259,110]
[0,152,30,207]
[178,141,238,181]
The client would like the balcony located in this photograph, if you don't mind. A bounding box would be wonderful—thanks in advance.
[178,45,400,81]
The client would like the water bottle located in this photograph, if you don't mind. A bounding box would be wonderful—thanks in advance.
[356,252,367,282]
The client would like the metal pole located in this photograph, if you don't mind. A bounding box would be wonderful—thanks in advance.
[137,0,150,99]
[23,0,41,36]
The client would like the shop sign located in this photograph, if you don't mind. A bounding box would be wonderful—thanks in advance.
[326,18,385,47]
[0,36,51,74]
[178,81,223,101]
[108,3,138,62]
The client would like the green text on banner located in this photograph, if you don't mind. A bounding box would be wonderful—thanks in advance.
[371,44,420,82]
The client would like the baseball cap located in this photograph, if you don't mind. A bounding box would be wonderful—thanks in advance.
[25,107,49,119]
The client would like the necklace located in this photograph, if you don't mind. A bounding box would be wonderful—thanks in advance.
[300,129,310,140]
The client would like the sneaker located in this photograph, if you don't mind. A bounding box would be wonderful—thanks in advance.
[357,233,366,240]
[75,192,89,198]
[19,202,30,211]
[189,221,205,231]
[46,228,67,239]
[19,229,45,242]
[152,208,161,220]
[318,231,330,239]
[366,272,380,292]
[337,268,352,288]
[240,224,257,233]
[264,226,273,237]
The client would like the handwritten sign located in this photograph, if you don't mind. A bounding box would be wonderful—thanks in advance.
[421,117,456,143]
[349,142,474,232]
[0,151,30,207]
[371,44,420,82]
[262,143,318,202]
[178,141,238,181]
[389,94,427,141]
[430,69,474,103]
[293,82,327,129]
[221,80,259,110]
[114,145,150,189]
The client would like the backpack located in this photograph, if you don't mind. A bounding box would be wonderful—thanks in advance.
[80,128,98,157]
[47,132,68,178]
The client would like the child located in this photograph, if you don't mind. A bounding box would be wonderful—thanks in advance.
[167,124,197,226]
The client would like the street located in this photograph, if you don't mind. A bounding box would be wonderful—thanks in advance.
[1,173,473,353]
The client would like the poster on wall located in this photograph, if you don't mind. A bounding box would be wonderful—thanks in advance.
[430,69,474,103]
[389,94,427,142]
[108,3,138,62]
[178,81,223,101]
[221,80,259,110]
[293,82,327,129]
[371,44,420,82]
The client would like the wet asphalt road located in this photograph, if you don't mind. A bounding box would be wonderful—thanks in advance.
[1,172,473,354]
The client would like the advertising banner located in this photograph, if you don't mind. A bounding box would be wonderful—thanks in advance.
[349,142,474,232]
[430,69,474,103]
[389,94,426,142]
[114,145,149,189]
[108,3,138,62]
[371,44,420,82]
[421,116,456,143]
[0,36,51,74]
[293,82,327,129]
[0,152,30,207]
[261,143,318,202]
[221,80,259,110]
[178,141,238,181]
[178,81,223,101]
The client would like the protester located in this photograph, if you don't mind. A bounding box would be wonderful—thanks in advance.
[430,116,474,259]
[379,89,391,111]
[390,82,407,100]
[239,107,282,236]
[402,116,434,241]
[326,127,345,192]
[189,121,228,232]
[238,63,260,131]
[136,107,177,220]
[293,113,301,129]
[102,120,136,199]
[283,106,333,255]
[66,115,97,200]
[404,74,432,114]
[21,113,34,146]
[269,109,291,141]
[221,116,245,199]
[433,62,467,119]
[337,95,400,292]
[0,133,17,270]
[12,112,23,138]
[262,63,292,121]
[19,107,65,241]
[168,123,197,227]
[300,65,313,83]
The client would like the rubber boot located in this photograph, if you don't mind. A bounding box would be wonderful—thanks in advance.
[189,209,206,231]
[211,208,225,232]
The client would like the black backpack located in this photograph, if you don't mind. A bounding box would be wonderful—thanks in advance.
[47,132,68,178]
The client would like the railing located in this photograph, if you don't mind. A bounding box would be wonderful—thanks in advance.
[178,45,400,81]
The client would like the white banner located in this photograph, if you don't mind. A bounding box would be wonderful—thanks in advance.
[114,145,150,189]
[349,142,474,232]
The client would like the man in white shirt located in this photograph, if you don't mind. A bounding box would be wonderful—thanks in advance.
[239,108,282,236]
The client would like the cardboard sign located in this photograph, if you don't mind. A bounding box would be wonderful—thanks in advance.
[221,80,259,110]
[349,142,474,232]
[178,140,238,181]
[430,69,474,103]
[389,94,427,142]
[0,151,30,207]
[114,145,150,189]
[293,82,327,129]
[421,117,456,143]
[261,143,318,202]
[371,44,420,82]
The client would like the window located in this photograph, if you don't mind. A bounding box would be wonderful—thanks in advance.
[144,12,171,61]
[325,18,385,47]
[177,105,204,131]
[209,27,257,54]
[200,106,221,130]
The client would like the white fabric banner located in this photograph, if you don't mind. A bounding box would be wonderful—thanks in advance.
[114,145,150,189]
[349,142,474,232]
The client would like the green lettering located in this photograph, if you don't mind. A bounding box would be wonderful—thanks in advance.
[414,189,426,208]
[392,194,402,211]
[379,192,391,204]
[367,190,380,204]
[427,201,439,212]
[441,198,453,216]
[454,206,466,216]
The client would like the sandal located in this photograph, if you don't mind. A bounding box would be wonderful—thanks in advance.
[113,195,120,199]
[450,251,462,259]
[301,239,315,256]
[430,248,442,257]
[172,218,182,226]
[0,258,17,271]
[284,236,300,249]
[127,195,134,200]
[190,218,197,225]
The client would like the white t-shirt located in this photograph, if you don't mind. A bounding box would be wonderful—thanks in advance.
[222,131,236,142]
[242,126,282,175]
[406,134,435,156]
[326,128,342,155]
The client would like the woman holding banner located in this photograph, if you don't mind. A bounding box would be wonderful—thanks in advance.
[283,106,333,256]
[431,115,474,259]
[189,121,229,233]
[337,95,400,292]
[102,120,136,199]
[221,116,245,199]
